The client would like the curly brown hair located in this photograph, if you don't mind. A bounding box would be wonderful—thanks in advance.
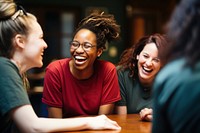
[117,33,167,78]
[73,12,121,49]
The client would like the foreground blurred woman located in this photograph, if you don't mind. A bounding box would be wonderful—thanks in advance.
[152,0,200,132]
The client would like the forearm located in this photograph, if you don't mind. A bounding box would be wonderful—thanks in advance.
[47,106,63,118]
[12,105,121,132]
[99,104,114,115]
[12,105,90,132]
[115,106,127,114]
[32,117,91,132]
[27,116,120,132]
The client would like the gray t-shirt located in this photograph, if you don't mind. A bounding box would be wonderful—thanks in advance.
[116,67,152,113]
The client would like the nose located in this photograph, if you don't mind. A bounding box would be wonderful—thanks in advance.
[75,45,84,53]
[44,41,48,49]
[146,59,153,66]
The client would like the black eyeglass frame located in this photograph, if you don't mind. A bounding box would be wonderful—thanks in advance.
[69,41,97,51]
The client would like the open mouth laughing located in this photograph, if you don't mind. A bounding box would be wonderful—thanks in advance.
[142,66,153,74]
[74,55,87,65]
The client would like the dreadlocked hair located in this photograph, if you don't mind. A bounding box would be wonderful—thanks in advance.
[74,12,120,49]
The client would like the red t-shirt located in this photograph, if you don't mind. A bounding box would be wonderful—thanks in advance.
[42,58,121,118]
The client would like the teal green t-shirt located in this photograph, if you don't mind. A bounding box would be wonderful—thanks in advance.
[152,58,200,133]
[116,67,152,113]
[0,57,30,132]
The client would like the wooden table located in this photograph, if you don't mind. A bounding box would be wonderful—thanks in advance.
[64,114,151,133]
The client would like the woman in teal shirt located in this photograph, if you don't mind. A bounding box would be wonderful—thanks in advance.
[152,0,200,132]
[115,33,167,121]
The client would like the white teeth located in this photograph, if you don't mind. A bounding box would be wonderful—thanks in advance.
[75,56,86,60]
[144,67,150,71]
[143,67,152,72]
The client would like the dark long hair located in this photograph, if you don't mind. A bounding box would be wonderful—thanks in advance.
[162,0,200,67]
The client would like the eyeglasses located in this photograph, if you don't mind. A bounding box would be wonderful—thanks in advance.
[69,41,96,51]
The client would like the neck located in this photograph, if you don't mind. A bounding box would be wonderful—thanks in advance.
[10,58,26,74]
[69,61,94,80]
[10,59,20,69]
[139,78,153,88]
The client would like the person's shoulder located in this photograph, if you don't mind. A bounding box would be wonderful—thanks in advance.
[116,65,130,75]
[0,57,15,69]
[116,65,127,78]
[154,58,197,91]
[46,58,71,71]
[155,58,200,95]
[156,58,186,81]
[47,58,70,67]
[95,60,118,76]
[0,57,11,65]
[96,60,115,68]
[116,65,122,71]
[0,57,18,76]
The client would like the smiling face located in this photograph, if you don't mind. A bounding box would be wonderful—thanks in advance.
[70,29,103,78]
[23,21,47,68]
[136,42,161,85]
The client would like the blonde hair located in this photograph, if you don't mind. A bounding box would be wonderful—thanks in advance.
[0,0,37,90]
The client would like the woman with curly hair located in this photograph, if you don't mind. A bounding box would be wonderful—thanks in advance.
[42,12,121,118]
[115,33,167,121]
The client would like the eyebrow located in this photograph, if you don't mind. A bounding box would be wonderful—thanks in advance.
[142,52,160,58]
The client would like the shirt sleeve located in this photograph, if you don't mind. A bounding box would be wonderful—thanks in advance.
[115,69,127,106]
[42,63,63,108]
[100,63,121,105]
[0,62,30,116]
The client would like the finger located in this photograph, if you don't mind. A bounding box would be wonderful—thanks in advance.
[107,119,121,128]
[146,115,153,121]
[143,114,152,121]
[103,116,121,130]
[141,113,148,120]
[105,121,121,130]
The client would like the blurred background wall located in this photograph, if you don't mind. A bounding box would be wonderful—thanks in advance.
[17,0,179,66]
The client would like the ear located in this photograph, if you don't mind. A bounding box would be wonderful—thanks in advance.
[97,48,103,57]
[14,34,26,49]
[136,55,139,60]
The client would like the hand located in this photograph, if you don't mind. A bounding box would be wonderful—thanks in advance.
[88,115,121,130]
[139,108,153,121]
